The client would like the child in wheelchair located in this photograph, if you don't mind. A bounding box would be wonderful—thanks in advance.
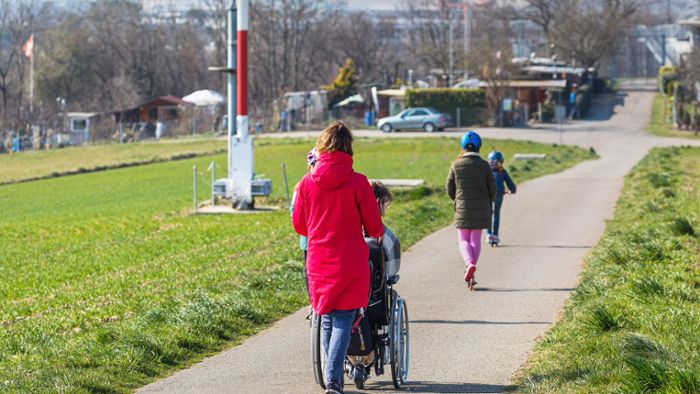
[345,181,403,389]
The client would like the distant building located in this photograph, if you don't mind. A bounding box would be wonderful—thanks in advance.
[59,112,102,146]
[115,95,193,124]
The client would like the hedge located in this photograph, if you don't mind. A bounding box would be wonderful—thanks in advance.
[406,88,486,126]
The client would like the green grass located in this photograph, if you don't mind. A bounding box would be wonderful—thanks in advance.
[516,147,700,393]
[647,94,700,140]
[0,137,595,393]
[0,137,226,185]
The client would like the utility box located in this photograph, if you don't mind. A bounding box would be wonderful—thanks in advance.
[213,177,271,198]
[251,178,272,196]
[213,178,233,197]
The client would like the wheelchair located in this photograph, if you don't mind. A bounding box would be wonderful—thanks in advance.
[310,238,410,390]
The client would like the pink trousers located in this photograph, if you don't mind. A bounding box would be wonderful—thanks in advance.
[457,229,482,266]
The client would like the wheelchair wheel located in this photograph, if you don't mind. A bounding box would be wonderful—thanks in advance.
[310,311,326,389]
[390,293,410,389]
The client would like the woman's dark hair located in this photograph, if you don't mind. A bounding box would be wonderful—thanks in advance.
[316,121,353,156]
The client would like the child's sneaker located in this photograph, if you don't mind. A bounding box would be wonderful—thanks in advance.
[486,233,493,243]
[492,235,500,245]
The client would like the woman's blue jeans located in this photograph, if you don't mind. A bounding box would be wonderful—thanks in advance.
[321,309,356,389]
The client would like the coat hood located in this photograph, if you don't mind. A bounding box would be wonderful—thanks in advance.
[311,150,354,190]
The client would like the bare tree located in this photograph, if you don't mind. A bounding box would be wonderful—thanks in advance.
[522,0,558,52]
[0,0,54,128]
[551,0,639,67]
[521,0,641,67]
[335,12,400,85]
[403,0,457,77]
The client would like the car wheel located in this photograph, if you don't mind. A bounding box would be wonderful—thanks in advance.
[381,123,393,133]
[423,123,436,133]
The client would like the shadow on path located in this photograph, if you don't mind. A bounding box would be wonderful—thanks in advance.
[580,92,626,122]
[411,320,551,326]
[473,287,575,293]
[496,244,591,249]
[365,380,516,393]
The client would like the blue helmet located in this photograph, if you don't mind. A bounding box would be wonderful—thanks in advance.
[460,130,482,151]
[488,150,504,163]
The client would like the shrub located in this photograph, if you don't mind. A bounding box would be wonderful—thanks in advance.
[671,217,695,236]
[541,102,555,123]
[586,304,622,332]
[406,88,485,126]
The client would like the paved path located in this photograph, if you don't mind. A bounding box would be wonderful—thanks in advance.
[139,86,699,394]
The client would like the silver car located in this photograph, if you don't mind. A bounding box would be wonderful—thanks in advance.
[377,107,452,133]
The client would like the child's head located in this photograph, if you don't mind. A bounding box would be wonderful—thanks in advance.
[488,150,504,169]
[371,181,393,217]
[460,130,482,153]
[307,147,318,171]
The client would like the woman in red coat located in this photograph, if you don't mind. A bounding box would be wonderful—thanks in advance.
[293,121,384,394]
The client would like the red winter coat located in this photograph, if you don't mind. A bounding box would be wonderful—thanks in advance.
[293,150,384,315]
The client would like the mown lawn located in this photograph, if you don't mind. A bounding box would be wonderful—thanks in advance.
[516,147,700,393]
[0,137,595,393]
[0,137,226,185]
[647,94,700,140]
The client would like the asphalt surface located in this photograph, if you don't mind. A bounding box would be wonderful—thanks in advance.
[139,83,699,394]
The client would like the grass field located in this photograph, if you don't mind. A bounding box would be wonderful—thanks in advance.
[516,147,700,393]
[0,137,226,185]
[647,94,700,140]
[0,137,596,393]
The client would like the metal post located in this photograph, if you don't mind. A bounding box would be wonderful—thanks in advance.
[464,6,471,55]
[457,107,461,128]
[661,33,666,66]
[193,165,198,212]
[211,161,216,204]
[559,120,563,145]
[448,18,454,87]
[237,0,249,141]
[282,163,290,206]
[227,2,237,180]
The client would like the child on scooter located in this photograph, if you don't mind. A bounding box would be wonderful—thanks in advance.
[487,150,516,246]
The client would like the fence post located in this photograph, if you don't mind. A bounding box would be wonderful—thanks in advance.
[457,107,461,128]
[282,163,290,206]
[193,165,198,212]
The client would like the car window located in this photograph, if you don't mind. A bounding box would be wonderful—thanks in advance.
[426,107,440,114]
[402,109,415,117]
[412,109,429,116]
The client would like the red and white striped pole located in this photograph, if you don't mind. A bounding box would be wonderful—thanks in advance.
[236,0,249,141]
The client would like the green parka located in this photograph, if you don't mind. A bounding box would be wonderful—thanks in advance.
[446,152,497,229]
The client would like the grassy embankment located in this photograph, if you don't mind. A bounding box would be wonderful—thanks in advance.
[0,137,596,393]
[517,147,700,393]
[0,137,226,185]
[647,94,700,140]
